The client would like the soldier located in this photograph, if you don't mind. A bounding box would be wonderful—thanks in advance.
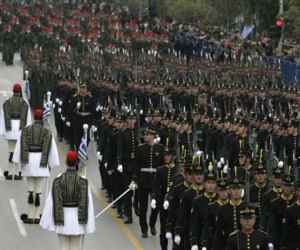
[190,160,218,250]
[269,168,296,249]
[13,109,60,224]
[152,147,178,250]
[71,83,95,150]
[40,150,95,250]
[201,168,229,250]
[0,83,31,180]
[249,162,269,228]
[262,162,283,233]
[281,176,300,250]
[135,126,164,238]
[213,167,245,250]
[119,111,139,224]
[225,203,272,250]
[174,160,205,250]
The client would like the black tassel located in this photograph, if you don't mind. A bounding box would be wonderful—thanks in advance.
[35,193,40,207]
[8,152,13,163]
[28,192,34,204]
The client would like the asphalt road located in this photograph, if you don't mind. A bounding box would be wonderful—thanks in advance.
[0,54,162,250]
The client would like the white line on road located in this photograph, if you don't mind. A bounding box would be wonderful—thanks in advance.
[9,198,27,237]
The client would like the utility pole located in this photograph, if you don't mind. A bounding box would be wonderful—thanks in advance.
[277,0,284,55]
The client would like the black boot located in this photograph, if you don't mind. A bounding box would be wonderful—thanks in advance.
[28,192,34,204]
[4,171,12,180]
[35,193,40,207]
[14,172,22,180]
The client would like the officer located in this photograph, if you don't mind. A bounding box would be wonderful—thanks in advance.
[13,109,60,224]
[119,111,139,224]
[152,147,178,250]
[226,203,272,250]
[135,126,164,238]
[71,83,95,150]
[40,150,95,250]
[0,83,32,180]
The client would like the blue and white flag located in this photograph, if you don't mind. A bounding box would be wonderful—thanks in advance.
[78,136,88,161]
[241,25,255,39]
[43,102,51,120]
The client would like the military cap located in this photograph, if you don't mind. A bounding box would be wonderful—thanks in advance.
[144,126,156,135]
[239,203,256,219]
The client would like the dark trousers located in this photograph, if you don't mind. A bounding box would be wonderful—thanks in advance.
[159,209,168,250]
[138,187,159,234]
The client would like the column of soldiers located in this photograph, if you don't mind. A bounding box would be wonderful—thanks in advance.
[1,2,300,250]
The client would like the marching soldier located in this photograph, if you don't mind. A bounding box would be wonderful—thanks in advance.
[190,160,218,250]
[201,168,229,250]
[135,126,164,238]
[152,147,178,250]
[0,83,31,180]
[213,167,245,250]
[119,111,139,224]
[40,150,95,250]
[225,203,272,250]
[174,160,205,250]
[13,109,60,224]
[249,162,269,229]
[269,168,296,249]
[281,176,300,250]
[70,83,95,150]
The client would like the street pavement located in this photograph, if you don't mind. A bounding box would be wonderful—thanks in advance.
[0,54,162,250]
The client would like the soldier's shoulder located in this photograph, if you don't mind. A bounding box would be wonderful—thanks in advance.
[229,230,239,237]
[257,229,268,236]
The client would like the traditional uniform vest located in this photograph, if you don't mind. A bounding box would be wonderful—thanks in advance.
[52,171,89,225]
[3,95,28,131]
[20,121,52,167]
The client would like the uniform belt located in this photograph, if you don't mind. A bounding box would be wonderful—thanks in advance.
[140,168,157,173]
[77,112,91,116]
[28,146,42,152]
[11,114,21,119]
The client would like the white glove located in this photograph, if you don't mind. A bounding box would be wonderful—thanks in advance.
[96,152,103,162]
[66,121,71,127]
[92,125,98,133]
[61,117,66,121]
[163,200,169,210]
[58,108,62,113]
[156,136,161,143]
[201,247,207,250]
[220,157,225,164]
[129,181,138,191]
[174,235,181,245]
[151,199,157,209]
[77,102,81,109]
[104,162,108,168]
[59,100,63,106]
[268,243,274,250]
[191,245,199,250]
[117,164,123,173]
[55,98,59,104]
[165,232,172,240]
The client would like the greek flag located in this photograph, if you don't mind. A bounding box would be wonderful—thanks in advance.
[78,136,88,161]
[241,25,254,39]
[43,102,51,120]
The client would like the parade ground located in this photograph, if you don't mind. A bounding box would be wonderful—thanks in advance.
[0,54,160,250]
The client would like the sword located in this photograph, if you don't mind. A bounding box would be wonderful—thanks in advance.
[95,187,131,218]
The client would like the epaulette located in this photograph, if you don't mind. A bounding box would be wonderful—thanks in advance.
[229,230,239,236]
[258,229,268,235]
[270,197,279,203]
[56,172,63,178]
[287,203,296,208]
